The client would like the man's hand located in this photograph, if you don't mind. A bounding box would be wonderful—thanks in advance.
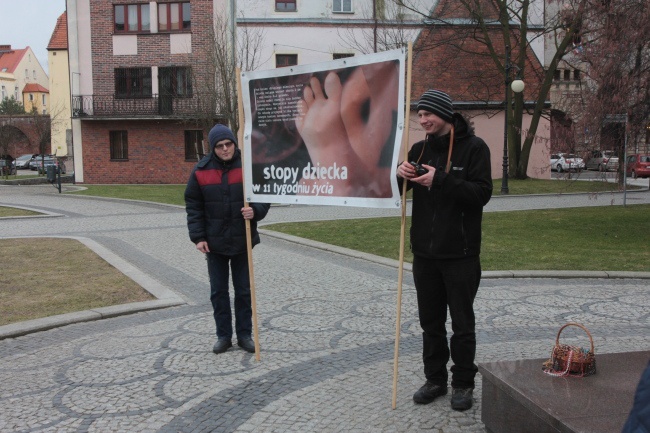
[397,162,435,188]
[411,164,435,188]
[242,206,254,220]
[196,241,210,254]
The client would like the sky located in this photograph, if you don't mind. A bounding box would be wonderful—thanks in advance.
[0,0,67,74]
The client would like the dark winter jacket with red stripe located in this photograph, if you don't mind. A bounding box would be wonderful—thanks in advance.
[185,148,270,255]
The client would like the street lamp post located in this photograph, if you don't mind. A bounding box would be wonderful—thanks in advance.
[502,45,525,195]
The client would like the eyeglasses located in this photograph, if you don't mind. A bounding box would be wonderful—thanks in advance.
[215,141,235,150]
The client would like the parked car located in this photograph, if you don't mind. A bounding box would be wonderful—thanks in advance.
[625,154,650,179]
[0,159,17,175]
[29,155,53,170]
[586,150,619,171]
[550,153,561,169]
[14,154,37,169]
[31,156,67,174]
[550,153,585,172]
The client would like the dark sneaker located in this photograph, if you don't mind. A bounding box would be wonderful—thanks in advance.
[212,338,232,354]
[413,381,448,404]
[451,388,473,411]
[237,337,256,353]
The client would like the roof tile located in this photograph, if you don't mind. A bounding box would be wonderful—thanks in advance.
[47,12,68,50]
[22,83,50,93]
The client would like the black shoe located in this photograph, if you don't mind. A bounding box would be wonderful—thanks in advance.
[451,388,473,411]
[237,337,256,353]
[413,381,447,404]
[212,338,232,354]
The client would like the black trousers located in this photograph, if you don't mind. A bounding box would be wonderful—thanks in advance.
[413,255,481,389]
[206,252,252,340]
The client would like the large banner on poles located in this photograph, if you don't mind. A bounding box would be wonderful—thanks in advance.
[241,48,406,208]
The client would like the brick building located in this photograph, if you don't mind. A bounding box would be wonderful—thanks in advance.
[66,0,549,183]
[67,0,217,184]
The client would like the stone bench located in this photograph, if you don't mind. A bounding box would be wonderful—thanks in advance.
[479,350,649,433]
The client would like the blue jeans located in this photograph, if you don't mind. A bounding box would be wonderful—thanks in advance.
[206,252,252,340]
[413,255,481,389]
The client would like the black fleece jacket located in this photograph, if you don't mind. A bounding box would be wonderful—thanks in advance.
[185,148,270,256]
[400,113,492,259]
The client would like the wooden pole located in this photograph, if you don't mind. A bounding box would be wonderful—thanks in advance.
[392,42,413,410]
[236,68,261,361]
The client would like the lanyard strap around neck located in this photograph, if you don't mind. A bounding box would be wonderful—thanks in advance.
[418,125,454,174]
[445,125,454,174]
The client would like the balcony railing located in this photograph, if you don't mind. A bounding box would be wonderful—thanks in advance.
[71,94,218,119]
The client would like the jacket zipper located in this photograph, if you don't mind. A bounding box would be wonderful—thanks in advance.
[461,212,468,255]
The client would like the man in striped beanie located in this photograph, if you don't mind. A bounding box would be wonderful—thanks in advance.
[396,89,493,411]
[416,89,455,124]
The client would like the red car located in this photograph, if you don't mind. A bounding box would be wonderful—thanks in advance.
[625,154,650,179]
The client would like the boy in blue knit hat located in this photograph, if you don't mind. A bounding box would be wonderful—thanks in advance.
[185,123,270,354]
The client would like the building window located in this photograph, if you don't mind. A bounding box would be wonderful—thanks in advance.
[158,67,192,97]
[29,94,34,101]
[333,0,353,13]
[115,67,152,98]
[158,2,191,31]
[110,131,128,160]
[185,130,204,160]
[574,69,580,80]
[276,0,296,12]
[563,69,571,80]
[1,86,5,99]
[115,4,150,32]
[333,53,354,60]
[33,70,36,79]
[42,95,46,105]
[14,87,18,99]
[276,54,298,68]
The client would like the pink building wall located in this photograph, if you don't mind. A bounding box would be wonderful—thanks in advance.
[406,111,551,180]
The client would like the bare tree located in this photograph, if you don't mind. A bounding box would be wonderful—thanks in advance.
[0,120,22,178]
[29,107,52,176]
[337,0,420,54]
[194,10,266,134]
[341,0,589,179]
[561,0,649,168]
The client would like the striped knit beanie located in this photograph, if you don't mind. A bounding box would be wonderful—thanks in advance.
[416,90,454,123]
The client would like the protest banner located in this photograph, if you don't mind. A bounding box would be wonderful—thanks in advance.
[241,48,406,208]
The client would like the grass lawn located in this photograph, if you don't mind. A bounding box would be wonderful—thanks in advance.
[70,184,187,206]
[263,204,650,272]
[1,173,42,181]
[0,238,154,326]
[67,177,638,205]
[492,177,636,195]
[0,206,42,217]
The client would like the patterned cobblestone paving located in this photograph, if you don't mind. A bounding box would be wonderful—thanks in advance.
[0,186,648,432]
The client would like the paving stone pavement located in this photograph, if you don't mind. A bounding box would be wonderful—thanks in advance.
[0,185,649,433]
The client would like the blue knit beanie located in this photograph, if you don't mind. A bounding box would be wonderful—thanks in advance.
[208,124,237,151]
[416,90,454,123]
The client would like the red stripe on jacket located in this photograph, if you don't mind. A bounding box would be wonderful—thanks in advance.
[195,167,243,186]
[227,167,243,184]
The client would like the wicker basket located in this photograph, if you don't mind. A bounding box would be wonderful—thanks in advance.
[543,323,596,377]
